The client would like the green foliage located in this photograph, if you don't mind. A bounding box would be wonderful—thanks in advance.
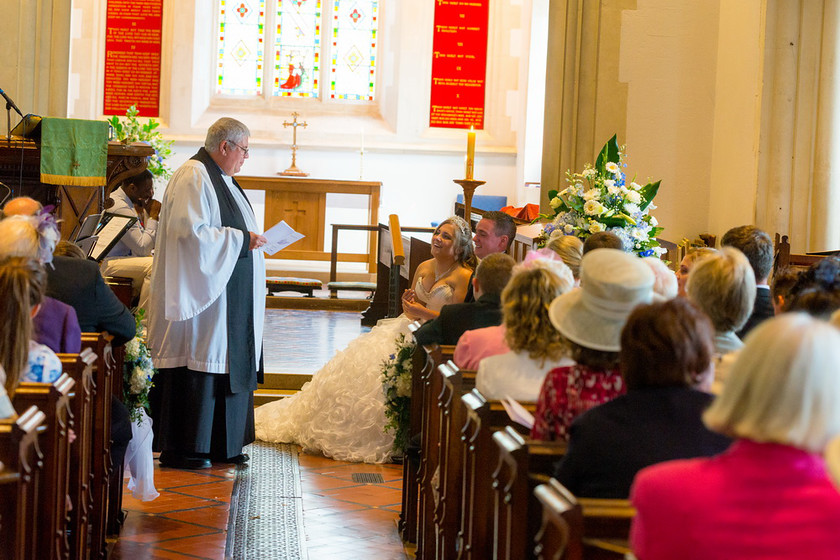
[381,334,415,456]
[107,105,174,180]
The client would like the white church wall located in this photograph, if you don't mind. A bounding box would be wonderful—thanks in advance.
[65,0,530,237]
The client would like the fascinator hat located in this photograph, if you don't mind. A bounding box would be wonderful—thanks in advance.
[548,248,655,352]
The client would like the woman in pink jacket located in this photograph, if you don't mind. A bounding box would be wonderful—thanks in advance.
[630,312,840,560]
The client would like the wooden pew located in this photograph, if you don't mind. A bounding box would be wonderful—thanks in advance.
[773,233,831,275]
[0,406,47,560]
[80,332,117,560]
[58,349,96,560]
[576,496,635,559]
[398,321,425,543]
[534,478,584,560]
[457,390,535,560]
[492,426,567,560]
[13,375,75,560]
[434,362,476,559]
[416,343,455,559]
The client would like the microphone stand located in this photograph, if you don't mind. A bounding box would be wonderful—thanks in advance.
[0,87,24,144]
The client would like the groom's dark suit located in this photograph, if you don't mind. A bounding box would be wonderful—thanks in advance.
[413,293,502,347]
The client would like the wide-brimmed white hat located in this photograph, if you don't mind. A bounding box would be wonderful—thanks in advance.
[548,248,655,352]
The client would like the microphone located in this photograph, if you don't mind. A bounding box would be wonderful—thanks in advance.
[0,88,24,117]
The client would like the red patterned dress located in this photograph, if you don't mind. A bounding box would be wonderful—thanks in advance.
[530,364,625,441]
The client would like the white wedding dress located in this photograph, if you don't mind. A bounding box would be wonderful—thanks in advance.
[254,278,455,463]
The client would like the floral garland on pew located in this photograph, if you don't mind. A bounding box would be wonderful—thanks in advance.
[539,134,665,257]
[123,309,157,425]
[381,334,415,456]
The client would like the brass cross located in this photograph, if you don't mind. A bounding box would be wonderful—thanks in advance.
[280,112,309,176]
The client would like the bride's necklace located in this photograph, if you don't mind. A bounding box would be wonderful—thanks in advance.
[434,262,457,282]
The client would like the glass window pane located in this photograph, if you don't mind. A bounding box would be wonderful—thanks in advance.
[329,0,378,100]
[274,0,322,98]
[217,0,267,95]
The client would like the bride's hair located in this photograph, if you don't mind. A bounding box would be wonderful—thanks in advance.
[436,216,476,268]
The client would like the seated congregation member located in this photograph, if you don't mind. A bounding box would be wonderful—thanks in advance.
[0,257,63,396]
[582,230,623,254]
[721,225,774,337]
[771,266,801,315]
[642,257,678,299]
[675,246,716,298]
[546,233,583,285]
[2,198,136,345]
[0,216,82,353]
[413,252,515,346]
[454,238,581,370]
[556,298,731,499]
[630,313,840,560]
[465,211,517,302]
[476,258,575,400]
[101,170,159,311]
[531,249,655,441]
[783,256,840,319]
[0,368,12,418]
[686,247,755,355]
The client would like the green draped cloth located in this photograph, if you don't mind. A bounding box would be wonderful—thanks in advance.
[40,117,109,187]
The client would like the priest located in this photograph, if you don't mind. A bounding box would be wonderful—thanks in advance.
[147,118,267,470]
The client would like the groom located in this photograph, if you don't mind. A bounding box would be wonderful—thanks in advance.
[465,211,516,302]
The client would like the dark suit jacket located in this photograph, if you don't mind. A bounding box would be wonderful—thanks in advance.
[46,256,136,346]
[413,293,502,347]
[736,287,774,339]
[463,270,476,303]
[556,386,732,499]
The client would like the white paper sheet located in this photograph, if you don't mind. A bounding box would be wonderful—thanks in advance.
[260,220,305,256]
[501,396,535,429]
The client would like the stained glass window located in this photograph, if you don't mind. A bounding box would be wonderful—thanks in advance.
[329,1,378,100]
[217,0,267,95]
[216,0,377,101]
[274,0,322,97]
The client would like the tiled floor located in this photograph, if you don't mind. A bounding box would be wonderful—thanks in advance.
[112,452,408,559]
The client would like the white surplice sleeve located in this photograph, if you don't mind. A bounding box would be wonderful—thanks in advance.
[158,161,245,321]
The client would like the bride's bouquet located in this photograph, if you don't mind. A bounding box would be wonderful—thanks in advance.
[381,334,415,456]
[540,135,665,257]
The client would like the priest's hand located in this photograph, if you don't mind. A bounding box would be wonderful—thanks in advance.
[249,231,267,250]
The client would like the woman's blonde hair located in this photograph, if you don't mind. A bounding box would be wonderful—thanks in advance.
[503,260,574,363]
[704,313,840,453]
[0,257,46,397]
[687,247,756,332]
[546,234,583,279]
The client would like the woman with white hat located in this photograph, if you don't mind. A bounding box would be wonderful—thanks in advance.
[531,248,655,441]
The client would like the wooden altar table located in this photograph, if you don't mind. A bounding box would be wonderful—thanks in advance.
[237,176,381,270]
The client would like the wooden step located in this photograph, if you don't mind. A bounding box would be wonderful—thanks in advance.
[260,372,313,390]
[254,388,298,407]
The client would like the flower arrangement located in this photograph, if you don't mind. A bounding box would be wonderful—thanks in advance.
[107,105,174,180]
[123,309,157,424]
[381,334,415,455]
[541,135,664,257]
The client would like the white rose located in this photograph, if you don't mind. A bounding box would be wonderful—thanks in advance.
[564,224,575,234]
[125,338,141,359]
[396,374,412,397]
[624,202,641,214]
[583,189,601,201]
[584,200,605,216]
[649,216,658,226]
[625,190,641,204]
[549,196,562,209]
[605,162,619,174]
[630,182,643,191]
[588,221,606,234]
[607,186,620,195]
[604,179,616,188]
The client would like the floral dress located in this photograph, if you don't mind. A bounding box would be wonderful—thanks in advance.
[23,340,63,384]
[530,364,625,441]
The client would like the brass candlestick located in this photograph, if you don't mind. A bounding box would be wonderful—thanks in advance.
[454,179,486,224]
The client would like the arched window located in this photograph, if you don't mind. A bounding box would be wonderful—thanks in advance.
[216,0,378,101]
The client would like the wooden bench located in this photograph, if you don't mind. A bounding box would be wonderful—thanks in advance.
[266,276,323,297]
[533,478,583,560]
[492,427,567,560]
[0,406,47,560]
[13,375,75,560]
[58,349,97,560]
[398,322,426,543]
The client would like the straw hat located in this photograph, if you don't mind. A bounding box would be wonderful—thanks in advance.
[548,248,655,352]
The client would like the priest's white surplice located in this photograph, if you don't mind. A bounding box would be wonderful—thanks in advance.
[147,160,265,373]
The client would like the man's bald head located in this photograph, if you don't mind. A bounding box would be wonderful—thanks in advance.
[2,197,41,217]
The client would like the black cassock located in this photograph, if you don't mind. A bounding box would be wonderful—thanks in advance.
[150,148,264,460]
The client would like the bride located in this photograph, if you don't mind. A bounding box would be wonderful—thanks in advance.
[255,216,475,463]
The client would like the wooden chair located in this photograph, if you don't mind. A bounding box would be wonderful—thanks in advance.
[58,349,96,560]
[492,427,567,560]
[773,233,829,275]
[0,406,47,560]
[533,478,584,560]
[13,375,75,560]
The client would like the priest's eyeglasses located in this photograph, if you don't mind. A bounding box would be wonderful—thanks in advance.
[228,141,249,155]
